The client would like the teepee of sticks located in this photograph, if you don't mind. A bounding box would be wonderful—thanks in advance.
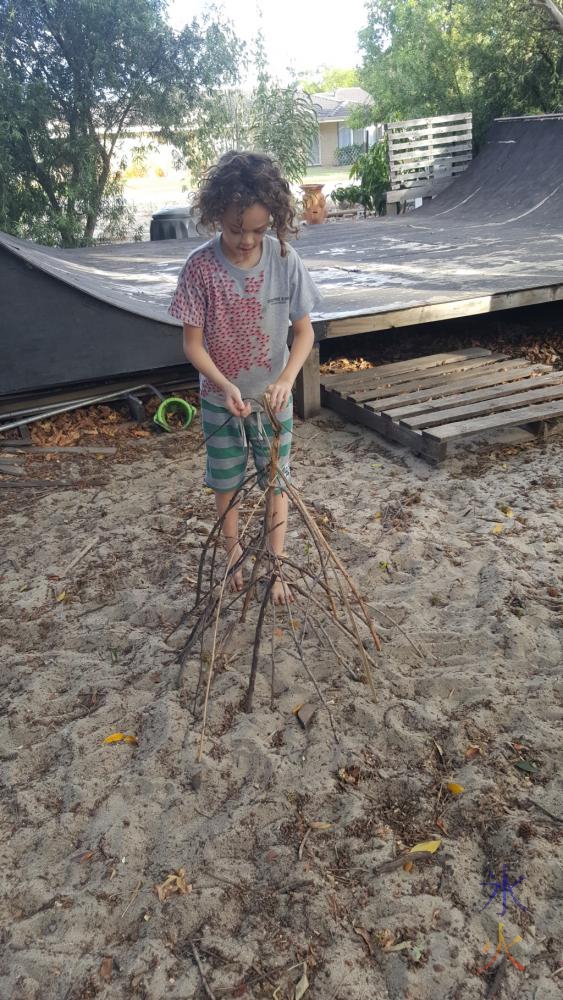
[176,397,382,760]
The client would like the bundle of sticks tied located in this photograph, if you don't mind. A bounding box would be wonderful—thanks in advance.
[175,395,383,760]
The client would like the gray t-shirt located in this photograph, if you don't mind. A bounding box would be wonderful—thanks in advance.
[168,233,321,407]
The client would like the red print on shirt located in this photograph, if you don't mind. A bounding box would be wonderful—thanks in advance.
[169,248,271,397]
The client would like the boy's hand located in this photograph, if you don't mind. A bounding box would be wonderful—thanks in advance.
[224,383,251,418]
[266,380,292,412]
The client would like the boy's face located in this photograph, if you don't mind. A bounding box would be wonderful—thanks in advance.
[220,202,271,265]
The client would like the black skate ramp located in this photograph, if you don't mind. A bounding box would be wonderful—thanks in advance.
[2,114,563,399]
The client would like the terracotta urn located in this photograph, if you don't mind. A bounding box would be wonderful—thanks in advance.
[300,183,327,224]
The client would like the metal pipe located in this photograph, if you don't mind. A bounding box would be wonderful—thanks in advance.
[0,384,151,434]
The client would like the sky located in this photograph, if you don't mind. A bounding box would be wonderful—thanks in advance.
[168,0,368,83]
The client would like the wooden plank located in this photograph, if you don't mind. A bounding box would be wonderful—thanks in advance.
[320,386,447,463]
[390,159,473,180]
[387,113,472,129]
[389,141,473,162]
[389,140,473,162]
[320,348,492,391]
[294,344,321,418]
[0,444,118,455]
[346,355,508,401]
[324,282,563,338]
[381,365,552,418]
[402,380,563,429]
[391,166,471,187]
[386,181,455,201]
[390,122,475,140]
[424,399,563,442]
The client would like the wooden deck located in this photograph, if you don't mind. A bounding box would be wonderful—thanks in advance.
[320,349,563,462]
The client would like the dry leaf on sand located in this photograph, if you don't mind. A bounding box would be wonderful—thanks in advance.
[294,965,309,1000]
[99,956,113,982]
[153,867,192,903]
[353,926,373,955]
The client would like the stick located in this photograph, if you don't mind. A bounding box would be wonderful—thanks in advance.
[190,941,217,1000]
[273,556,340,743]
[60,538,98,577]
[197,559,232,762]
[245,571,276,712]
[270,596,277,711]
[366,602,429,663]
[120,879,142,918]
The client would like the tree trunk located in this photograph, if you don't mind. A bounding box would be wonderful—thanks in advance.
[533,0,563,35]
[83,154,111,243]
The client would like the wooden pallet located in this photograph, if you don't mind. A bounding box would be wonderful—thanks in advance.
[320,348,563,462]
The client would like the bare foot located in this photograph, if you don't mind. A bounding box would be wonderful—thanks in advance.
[225,541,244,592]
[271,575,293,606]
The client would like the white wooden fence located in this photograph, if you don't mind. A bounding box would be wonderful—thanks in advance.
[386,112,473,203]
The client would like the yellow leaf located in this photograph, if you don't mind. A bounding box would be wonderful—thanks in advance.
[499,505,514,518]
[447,782,465,795]
[103,732,137,745]
[56,590,67,602]
[309,821,333,831]
[492,524,504,535]
[374,511,382,520]
[409,838,441,854]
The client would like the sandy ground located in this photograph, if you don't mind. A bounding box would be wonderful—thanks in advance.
[1,405,562,1000]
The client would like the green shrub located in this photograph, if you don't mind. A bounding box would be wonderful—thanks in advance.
[349,139,390,215]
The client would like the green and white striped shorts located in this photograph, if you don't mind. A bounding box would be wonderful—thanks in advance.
[201,397,293,494]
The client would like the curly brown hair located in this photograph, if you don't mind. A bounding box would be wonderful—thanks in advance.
[194,151,298,256]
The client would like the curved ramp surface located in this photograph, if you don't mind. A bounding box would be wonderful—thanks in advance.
[422,115,563,224]
[2,114,563,398]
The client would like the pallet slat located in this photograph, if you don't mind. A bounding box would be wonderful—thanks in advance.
[387,113,472,130]
[389,142,473,163]
[424,398,563,441]
[402,380,563,429]
[351,355,508,401]
[382,365,553,418]
[320,348,491,391]
[390,122,474,139]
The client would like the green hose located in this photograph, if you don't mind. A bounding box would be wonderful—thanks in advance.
[153,397,197,432]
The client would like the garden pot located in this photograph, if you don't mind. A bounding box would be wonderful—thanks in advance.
[300,183,327,224]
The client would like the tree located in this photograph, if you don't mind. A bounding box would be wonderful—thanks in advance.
[357,0,563,147]
[0,0,240,245]
[201,28,319,184]
[299,66,360,93]
[533,0,563,34]
[249,81,319,183]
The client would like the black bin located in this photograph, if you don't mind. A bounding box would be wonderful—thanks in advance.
[150,206,198,241]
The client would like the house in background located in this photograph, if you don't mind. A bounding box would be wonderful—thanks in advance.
[309,87,381,167]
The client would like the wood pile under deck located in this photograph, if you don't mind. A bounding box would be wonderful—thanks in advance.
[320,348,563,462]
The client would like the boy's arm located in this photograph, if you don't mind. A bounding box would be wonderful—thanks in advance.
[267,315,315,412]
[183,324,251,417]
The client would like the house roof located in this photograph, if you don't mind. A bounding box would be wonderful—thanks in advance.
[311,86,371,122]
